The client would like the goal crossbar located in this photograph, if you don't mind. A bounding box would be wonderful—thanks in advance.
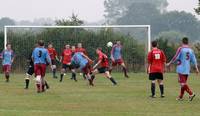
[4,25,151,51]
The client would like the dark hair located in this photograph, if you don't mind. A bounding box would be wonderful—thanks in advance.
[182,37,189,44]
[48,42,52,45]
[38,40,44,46]
[151,40,157,47]
[97,47,102,51]
[6,43,11,46]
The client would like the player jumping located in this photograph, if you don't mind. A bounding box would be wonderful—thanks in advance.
[92,48,117,85]
[70,52,94,86]
[110,41,129,78]
[167,37,199,101]
[147,41,166,98]
[1,43,15,82]
[47,43,59,78]
[32,40,52,93]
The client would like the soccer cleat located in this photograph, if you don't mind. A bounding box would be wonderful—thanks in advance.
[125,75,129,78]
[189,94,196,101]
[176,97,183,101]
[53,76,58,79]
[149,95,156,98]
[161,94,165,98]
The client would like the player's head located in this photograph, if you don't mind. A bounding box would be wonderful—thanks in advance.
[151,40,158,48]
[182,37,189,45]
[77,43,82,48]
[96,47,102,54]
[65,44,70,49]
[6,43,11,49]
[48,42,53,48]
[116,41,121,45]
[71,46,76,51]
[38,40,45,47]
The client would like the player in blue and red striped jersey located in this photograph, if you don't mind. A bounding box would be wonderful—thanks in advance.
[1,43,15,82]
[110,41,129,78]
[92,48,117,85]
[70,52,94,86]
[32,40,53,93]
[167,37,199,101]
[147,41,166,98]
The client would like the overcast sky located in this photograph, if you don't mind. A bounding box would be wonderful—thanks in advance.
[0,0,199,22]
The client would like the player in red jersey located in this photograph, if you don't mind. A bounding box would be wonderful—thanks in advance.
[60,44,77,82]
[47,43,59,78]
[76,43,87,55]
[147,40,166,98]
[92,48,117,85]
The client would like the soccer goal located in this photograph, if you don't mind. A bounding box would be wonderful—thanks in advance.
[4,25,151,72]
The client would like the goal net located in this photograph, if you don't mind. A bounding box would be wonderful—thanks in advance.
[3,25,151,73]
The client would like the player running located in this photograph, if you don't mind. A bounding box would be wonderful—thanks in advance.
[60,44,77,82]
[92,48,117,85]
[32,40,52,93]
[24,47,49,89]
[110,41,129,78]
[167,37,199,101]
[47,43,59,78]
[1,43,15,82]
[70,52,94,86]
[147,41,166,98]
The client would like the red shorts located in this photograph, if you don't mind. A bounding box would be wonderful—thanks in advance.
[82,63,92,74]
[112,59,124,66]
[178,74,188,83]
[3,65,11,73]
[34,64,47,77]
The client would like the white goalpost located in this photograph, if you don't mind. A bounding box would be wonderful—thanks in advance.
[4,25,151,51]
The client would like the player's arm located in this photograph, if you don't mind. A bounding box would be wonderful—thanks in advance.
[190,50,199,74]
[54,49,59,61]
[110,45,115,61]
[60,51,64,62]
[11,51,15,63]
[147,52,152,74]
[81,53,93,63]
[167,47,181,66]
[93,59,101,69]
[162,51,167,73]
[46,51,52,66]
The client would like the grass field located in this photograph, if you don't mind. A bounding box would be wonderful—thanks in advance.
[0,73,199,116]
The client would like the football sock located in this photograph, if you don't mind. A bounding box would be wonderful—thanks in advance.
[25,79,30,89]
[83,73,86,80]
[159,84,164,95]
[53,69,56,78]
[184,84,193,95]
[45,81,49,89]
[5,74,9,82]
[91,75,95,81]
[179,86,185,98]
[109,77,117,85]
[151,83,155,96]
[72,72,77,81]
[60,74,64,82]
[122,67,128,77]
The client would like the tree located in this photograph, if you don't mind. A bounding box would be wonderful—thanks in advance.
[55,13,83,26]
[195,0,200,15]
[0,17,15,27]
[104,0,168,23]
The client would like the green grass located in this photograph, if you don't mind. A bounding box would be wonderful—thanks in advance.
[0,73,199,116]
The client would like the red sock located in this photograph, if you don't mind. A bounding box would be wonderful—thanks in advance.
[184,84,193,95]
[36,84,40,92]
[179,86,185,98]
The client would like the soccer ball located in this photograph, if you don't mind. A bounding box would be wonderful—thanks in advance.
[107,42,113,47]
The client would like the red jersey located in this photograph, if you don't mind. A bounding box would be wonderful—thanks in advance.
[61,49,72,64]
[76,48,87,55]
[147,48,166,73]
[47,48,57,60]
[98,51,109,68]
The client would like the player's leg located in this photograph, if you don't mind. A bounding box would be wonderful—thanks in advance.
[40,64,47,92]
[71,68,77,82]
[4,65,11,82]
[104,70,117,85]
[177,74,189,100]
[120,62,129,78]
[25,66,34,89]
[149,73,156,98]
[60,64,66,82]
[34,64,43,93]
[182,75,195,101]
[156,73,164,98]
[83,65,94,86]
[52,60,57,78]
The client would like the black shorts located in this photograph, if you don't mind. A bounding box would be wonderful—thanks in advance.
[51,59,56,65]
[149,73,163,80]
[62,64,71,70]
[97,67,109,73]
[27,65,34,75]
